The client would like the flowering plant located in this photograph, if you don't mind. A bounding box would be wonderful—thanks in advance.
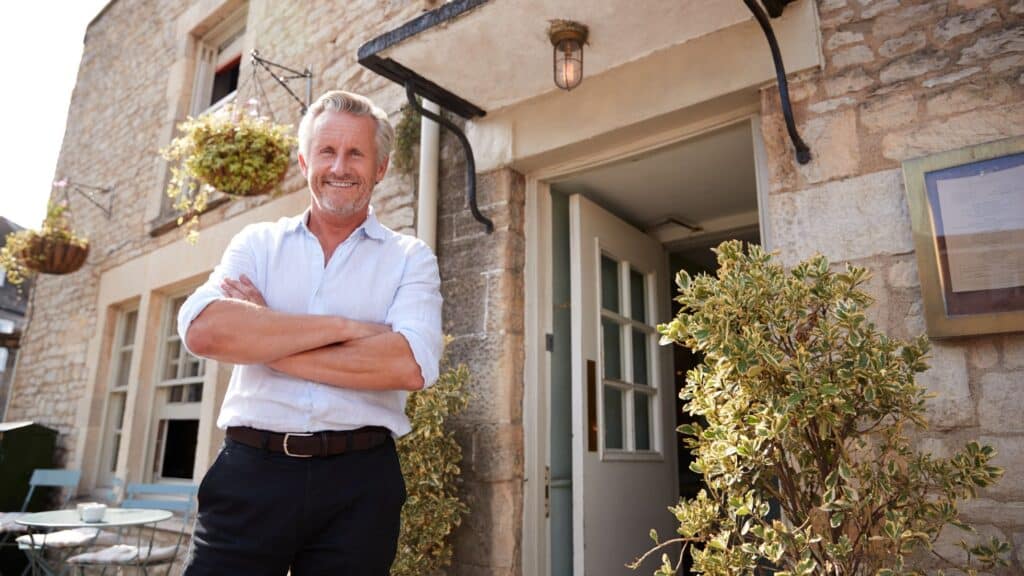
[0,200,89,285]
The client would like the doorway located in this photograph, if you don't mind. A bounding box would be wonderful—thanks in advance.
[537,117,768,576]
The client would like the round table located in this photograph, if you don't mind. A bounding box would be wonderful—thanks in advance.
[16,508,173,575]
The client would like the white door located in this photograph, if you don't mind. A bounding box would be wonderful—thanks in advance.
[569,195,678,576]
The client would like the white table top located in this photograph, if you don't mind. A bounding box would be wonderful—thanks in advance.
[16,508,172,529]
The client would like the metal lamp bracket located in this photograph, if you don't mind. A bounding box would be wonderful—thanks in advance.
[743,0,812,165]
[249,50,314,114]
[405,81,494,234]
[54,179,114,219]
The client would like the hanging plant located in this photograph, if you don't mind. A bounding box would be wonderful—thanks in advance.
[161,102,296,240]
[0,201,89,285]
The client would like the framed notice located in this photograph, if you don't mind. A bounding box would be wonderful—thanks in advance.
[902,136,1024,338]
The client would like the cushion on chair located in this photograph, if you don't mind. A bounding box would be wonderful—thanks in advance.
[16,528,119,548]
[67,543,179,565]
[0,512,29,533]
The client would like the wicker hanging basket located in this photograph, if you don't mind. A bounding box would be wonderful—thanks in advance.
[21,235,89,275]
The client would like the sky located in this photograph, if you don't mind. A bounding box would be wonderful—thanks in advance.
[0,1,111,229]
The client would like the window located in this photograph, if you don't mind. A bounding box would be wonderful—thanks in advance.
[99,308,137,486]
[190,7,247,116]
[599,254,658,453]
[150,295,205,481]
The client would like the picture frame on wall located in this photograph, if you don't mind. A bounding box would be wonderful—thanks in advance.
[902,135,1024,338]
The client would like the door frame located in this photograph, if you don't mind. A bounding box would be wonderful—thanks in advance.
[522,105,773,576]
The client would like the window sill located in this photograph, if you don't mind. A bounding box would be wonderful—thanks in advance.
[148,195,231,238]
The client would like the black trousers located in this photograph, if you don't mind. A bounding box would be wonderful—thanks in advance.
[183,436,406,576]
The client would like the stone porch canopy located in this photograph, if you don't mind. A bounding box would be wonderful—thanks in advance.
[357,0,824,230]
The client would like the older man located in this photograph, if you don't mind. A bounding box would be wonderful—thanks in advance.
[178,90,443,576]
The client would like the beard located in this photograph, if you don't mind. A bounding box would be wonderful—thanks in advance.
[313,173,373,219]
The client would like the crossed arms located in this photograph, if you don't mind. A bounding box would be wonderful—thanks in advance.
[180,226,441,392]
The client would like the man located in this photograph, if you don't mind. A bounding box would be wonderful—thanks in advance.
[177,90,443,576]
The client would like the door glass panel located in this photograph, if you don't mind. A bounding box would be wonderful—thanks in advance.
[601,317,621,381]
[632,329,648,385]
[600,255,619,313]
[635,393,651,451]
[630,269,646,322]
[604,387,624,450]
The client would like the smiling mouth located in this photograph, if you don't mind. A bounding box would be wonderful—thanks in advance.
[323,180,358,189]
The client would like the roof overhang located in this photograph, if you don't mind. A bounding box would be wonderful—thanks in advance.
[358,0,806,118]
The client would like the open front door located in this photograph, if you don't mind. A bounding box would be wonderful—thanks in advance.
[569,195,678,575]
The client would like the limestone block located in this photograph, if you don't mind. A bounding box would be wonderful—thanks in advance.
[861,0,901,21]
[967,339,1000,370]
[960,498,1024,528]
[1015,0,1024,15]
[808,96,856,114]
[979,435,1024,499]
[445,333,522,423]
[922,66,982,88]
[882,103,1024,161]
[917,343,974,430]
[925,79,1012,115]
[879,31,927,58]
[959,27,1024,65]
[826,30,865,51]
[452,481,520,569]
[767,169,914,265]
[484,270,524,335]
[822,9,856,28]
[1016,531,1024,567]
[880,51,951,84]
[1005,334,1024,369]
[990,54,1024,73]
[831,45,875,70]
[860,92,918,132]
[872,1,947,37]
[888,257,920,289]
[935,8,1000,45]
[932,524,1008,567]
[443,274,487,336]
[466,423,523,482]
[821,0,848,11]
[978,372,1024,433]
[825,68,876,97]
[794,108,860,184]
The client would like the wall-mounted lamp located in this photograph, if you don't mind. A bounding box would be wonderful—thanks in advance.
[548,20,589,91]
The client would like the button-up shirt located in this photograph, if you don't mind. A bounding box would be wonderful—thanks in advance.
[177,207,443,437]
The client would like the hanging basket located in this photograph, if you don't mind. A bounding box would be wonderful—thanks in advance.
[20,234,90,275]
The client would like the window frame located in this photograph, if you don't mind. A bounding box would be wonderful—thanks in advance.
[98,307,138,487]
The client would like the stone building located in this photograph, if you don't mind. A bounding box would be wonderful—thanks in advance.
[5,0,1023,574]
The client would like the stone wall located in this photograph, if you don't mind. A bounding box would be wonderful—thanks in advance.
[761,0,1024,570]
[436,124,526,575]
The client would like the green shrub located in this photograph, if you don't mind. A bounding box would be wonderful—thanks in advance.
[633,241,1007,575]
[392,356,470,576]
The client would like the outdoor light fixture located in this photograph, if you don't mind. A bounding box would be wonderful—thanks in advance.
[549,20,588,91]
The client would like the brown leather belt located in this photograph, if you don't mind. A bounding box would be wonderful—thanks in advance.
[226,426,390,458]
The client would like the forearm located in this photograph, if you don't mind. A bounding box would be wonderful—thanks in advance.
[185,299,383,365]
[268,331,424,391]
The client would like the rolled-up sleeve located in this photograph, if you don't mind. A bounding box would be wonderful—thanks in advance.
[386,242,444,388]
[177,225,258,356]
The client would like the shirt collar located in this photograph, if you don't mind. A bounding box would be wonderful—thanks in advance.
[286,206,386,242]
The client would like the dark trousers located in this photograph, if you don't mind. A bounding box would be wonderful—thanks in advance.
[183,436,406,576]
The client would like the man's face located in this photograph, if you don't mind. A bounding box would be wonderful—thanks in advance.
[298,111,388,223]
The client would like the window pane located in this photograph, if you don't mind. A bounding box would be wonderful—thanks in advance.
[185,355,203,378]
[160,420,199,479]
[169,385,183,403]
[122,310,138,346]
[187,383,203,403]
[110,434,121,473]
[604,387,624,450]
[111,392,126,429]
[632,329,648,385]
[116,350,132,389]
[600,255,619,313]
[601,318,621,381]
[635,393,651,451]
[164,359,180,381]
[210,58,240,106]
[630,269,646,322]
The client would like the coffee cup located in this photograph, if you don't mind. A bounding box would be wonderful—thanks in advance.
[78,503,107,523]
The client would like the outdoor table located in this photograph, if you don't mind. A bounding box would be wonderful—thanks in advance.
[16,508,172,576]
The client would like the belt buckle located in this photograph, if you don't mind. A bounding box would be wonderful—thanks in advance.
[283,432,314,458]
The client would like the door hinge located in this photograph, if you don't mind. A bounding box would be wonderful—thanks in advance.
[545,465,550,518]
[545,333,554,352]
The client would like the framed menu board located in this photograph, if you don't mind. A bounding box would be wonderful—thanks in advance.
[902,136,1024,338]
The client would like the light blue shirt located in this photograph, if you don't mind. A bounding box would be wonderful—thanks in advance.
[177,207,443,437]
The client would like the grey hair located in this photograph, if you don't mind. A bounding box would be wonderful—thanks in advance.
[297,90,394,165]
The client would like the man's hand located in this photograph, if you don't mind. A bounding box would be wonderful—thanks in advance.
[221,274,266,307]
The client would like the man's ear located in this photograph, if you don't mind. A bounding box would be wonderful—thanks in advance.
[376,155,389,183]
[298,152,308,178]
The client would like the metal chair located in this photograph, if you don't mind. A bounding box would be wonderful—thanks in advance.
[66,482,198,576]
[0,468,82,575]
